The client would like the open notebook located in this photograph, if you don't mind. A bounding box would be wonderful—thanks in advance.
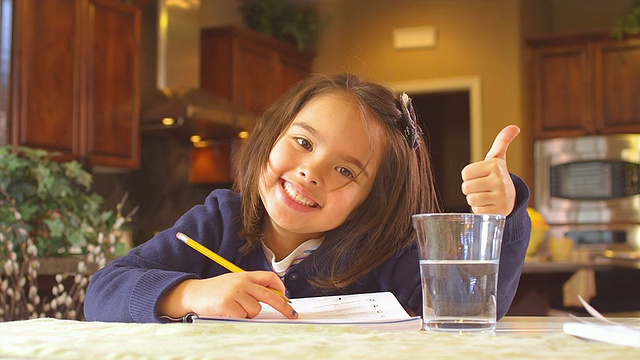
[186,291,422,331]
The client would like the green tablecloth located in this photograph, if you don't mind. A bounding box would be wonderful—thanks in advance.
[1,317,638,359]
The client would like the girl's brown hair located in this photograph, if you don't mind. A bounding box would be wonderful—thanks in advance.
[233,73,440,289]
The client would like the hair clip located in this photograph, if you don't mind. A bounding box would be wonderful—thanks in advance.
[399,93,421,149]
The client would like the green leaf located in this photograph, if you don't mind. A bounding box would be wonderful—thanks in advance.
[113,242,127,257]
[63,161,92,190]
[42,217,65,238]
[17,203,41,221]
[67,230,87,247]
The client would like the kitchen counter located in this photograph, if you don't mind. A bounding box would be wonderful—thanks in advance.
[509,254,640,316]
[522,259,612,273]
[523,251,640,273]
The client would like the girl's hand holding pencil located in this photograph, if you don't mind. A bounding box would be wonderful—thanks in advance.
[156,233,297,321]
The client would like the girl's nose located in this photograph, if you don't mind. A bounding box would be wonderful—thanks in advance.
[298,170,319,186]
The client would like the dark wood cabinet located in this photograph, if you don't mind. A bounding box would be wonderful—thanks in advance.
[200,26,314,115]
[9,0,140,169]
[594,38,640,134]
[527,32,640,139]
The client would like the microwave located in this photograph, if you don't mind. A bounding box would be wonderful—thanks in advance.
[534,134,640,225]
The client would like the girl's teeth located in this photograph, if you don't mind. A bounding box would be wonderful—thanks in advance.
[283,182,318,207]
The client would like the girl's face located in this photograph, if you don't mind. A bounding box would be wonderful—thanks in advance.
[259,93,384,244]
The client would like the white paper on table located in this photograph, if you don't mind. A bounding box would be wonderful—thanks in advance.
[562,322,640,348]
[188,291,422,331]
[256,291,411,321]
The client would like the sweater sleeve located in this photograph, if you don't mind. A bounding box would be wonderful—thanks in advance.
[495,174,531,319]
[84,190,242,323]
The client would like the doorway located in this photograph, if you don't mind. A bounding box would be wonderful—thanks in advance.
[413,91,470,212]
[391,77,482,212]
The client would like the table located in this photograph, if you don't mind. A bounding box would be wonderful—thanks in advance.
[1,317,638,359]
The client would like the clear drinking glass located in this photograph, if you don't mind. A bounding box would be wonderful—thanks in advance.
[412,213,505,332]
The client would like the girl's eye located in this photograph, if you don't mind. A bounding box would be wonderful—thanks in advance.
[296,137,312,150]
[336,166,354,179]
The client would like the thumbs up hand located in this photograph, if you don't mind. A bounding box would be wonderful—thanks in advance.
[461,125,520,216]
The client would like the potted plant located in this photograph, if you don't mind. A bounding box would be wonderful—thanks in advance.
[238,0,326,52]
[0,146,137,321]
[612,0,640,39]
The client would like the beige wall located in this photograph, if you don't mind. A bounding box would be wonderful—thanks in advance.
[313,0,527,188]
[200,0,244,27]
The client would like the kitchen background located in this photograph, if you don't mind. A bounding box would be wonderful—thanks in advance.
[1,0,638,319]
[1,0,636,244]
[87,0,635,246]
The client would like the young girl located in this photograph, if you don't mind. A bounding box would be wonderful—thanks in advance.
[84,73,531,323]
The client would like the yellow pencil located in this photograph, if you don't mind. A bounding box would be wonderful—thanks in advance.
[175,232,291,303]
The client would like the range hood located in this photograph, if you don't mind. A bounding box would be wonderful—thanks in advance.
[141,0,255,140]
[141,88,255,140]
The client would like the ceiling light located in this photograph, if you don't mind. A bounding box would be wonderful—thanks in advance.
[161,117,175,126]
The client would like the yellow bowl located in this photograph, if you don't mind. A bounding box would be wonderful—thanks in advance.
[526,207,549,256]
[527,227,547,256]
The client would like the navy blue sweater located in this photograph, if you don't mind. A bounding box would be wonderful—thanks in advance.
[85,175,531,323]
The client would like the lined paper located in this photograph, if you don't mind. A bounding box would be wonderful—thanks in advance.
[189,292,422,331]
[257,292,411,321]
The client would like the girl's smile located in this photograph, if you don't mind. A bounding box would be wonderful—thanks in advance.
[279,178,320,211]
[259,92,384,257]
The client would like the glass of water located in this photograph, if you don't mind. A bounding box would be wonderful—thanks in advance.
[412,213,505,332]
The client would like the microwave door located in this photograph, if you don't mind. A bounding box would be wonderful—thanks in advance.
[534,134,640,225]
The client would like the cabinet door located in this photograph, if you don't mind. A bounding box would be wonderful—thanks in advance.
[278,51,312,96]
[85,0,140,169]
[232,39,279,115]
[200,27,313,117]
[531,44,594,139]
[10,0,82,160]
[594,38,640,134]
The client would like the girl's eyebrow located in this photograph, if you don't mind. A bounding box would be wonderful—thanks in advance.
[291,122,370,179]
[292,122,322,140]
